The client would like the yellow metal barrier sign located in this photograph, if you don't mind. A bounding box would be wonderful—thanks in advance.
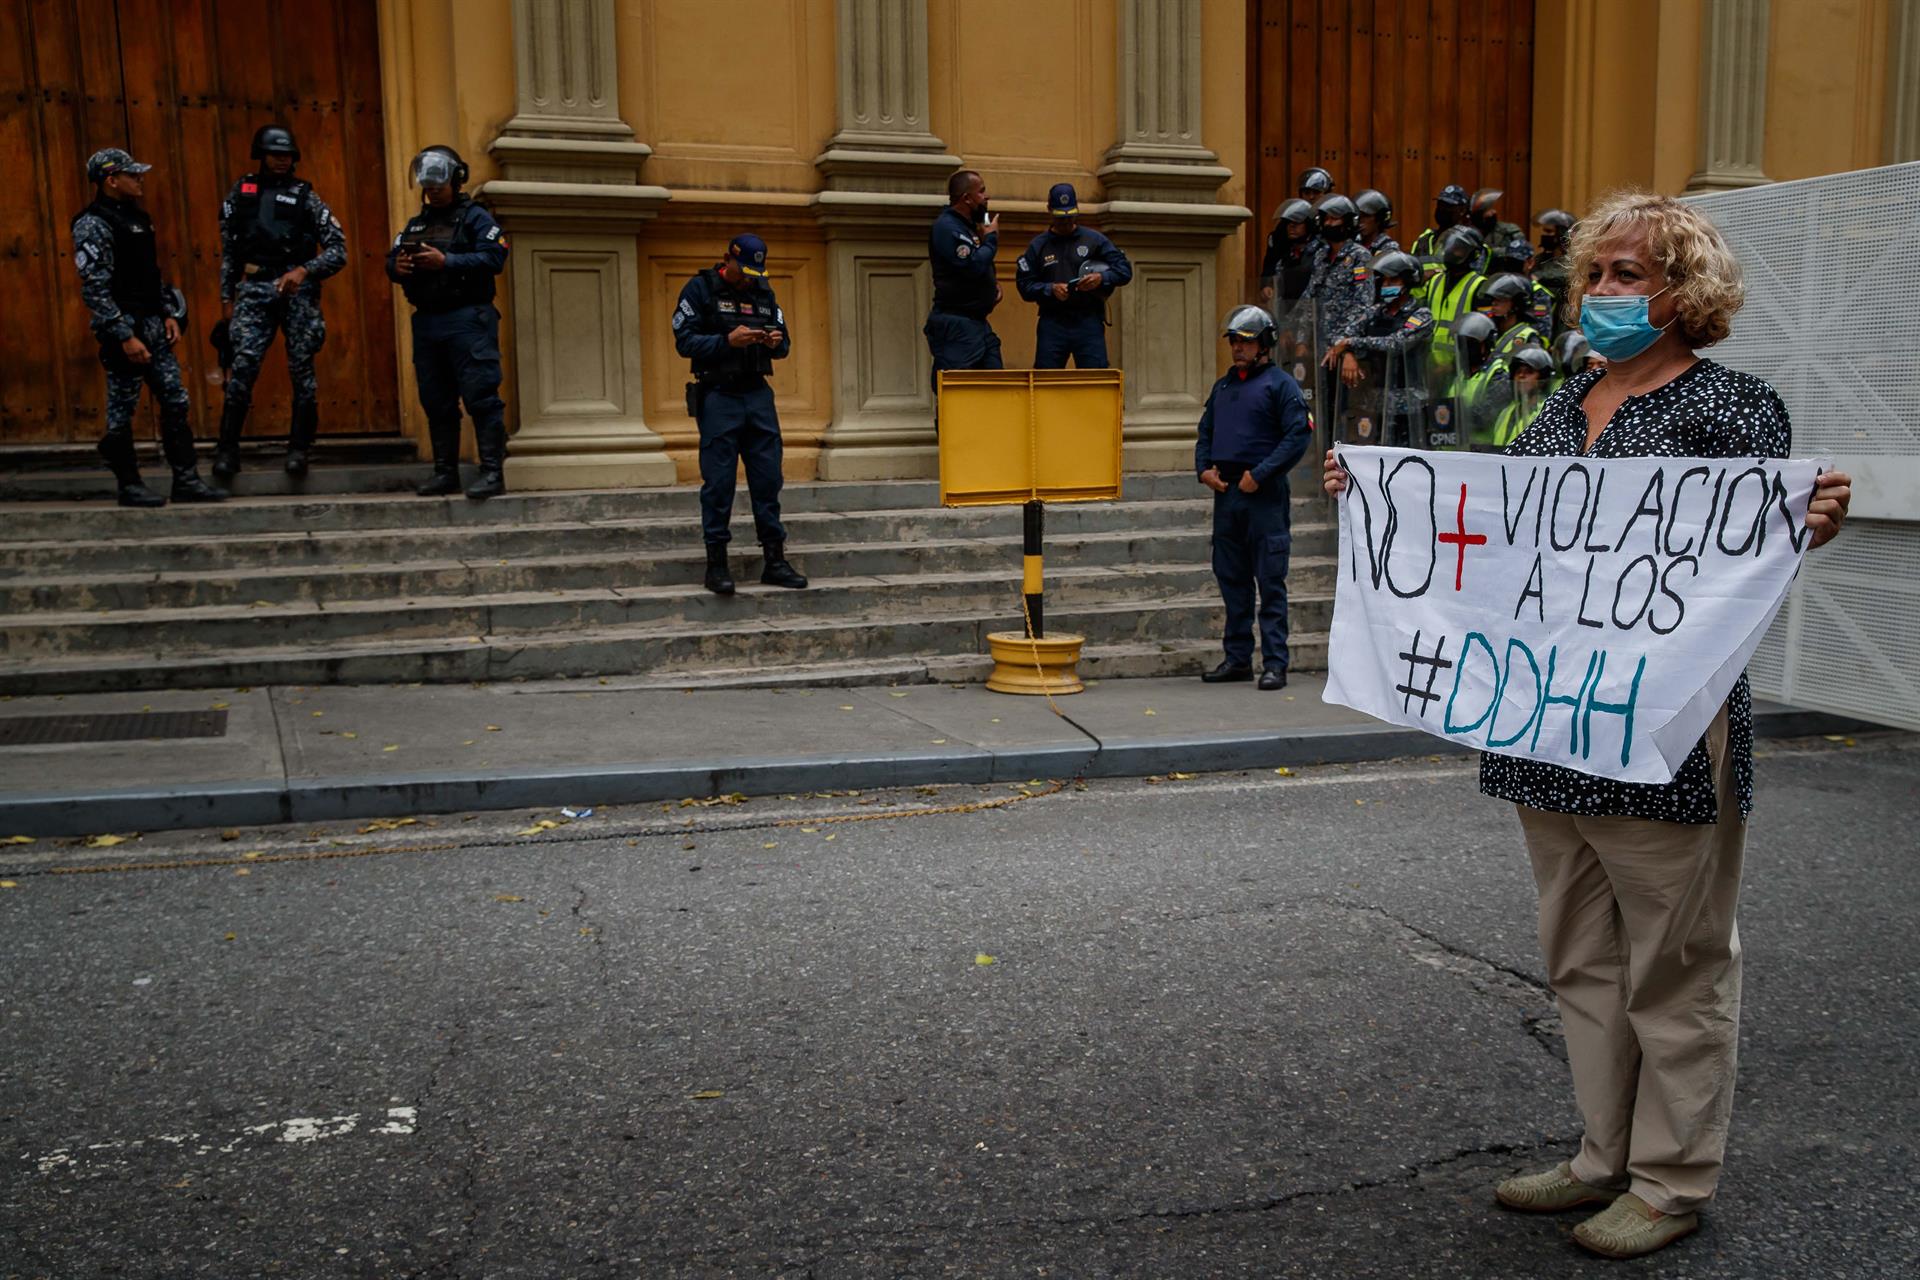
[936,368,1125,507]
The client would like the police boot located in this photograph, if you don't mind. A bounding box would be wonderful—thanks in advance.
[159,408,228,503]
[284,402,317,477]
[703,543,735,596]
[98,433,165,508]
[464,420,506,500]
[759,541,808,590]
[211,399,247,482]
[415,419,462,497]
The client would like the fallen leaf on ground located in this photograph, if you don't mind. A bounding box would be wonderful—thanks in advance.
[762,841,778,849]
[516,820,560,835]
[800,827,819,834]
[0,880,17,889]
[219,829,239,841]
[1169,772,1196,781]
[223,932,236,941]
[838,705,854,711]
[1274,767,1294,776]
[211,702,230,710]
[689,1090,725,1100]
[1143,709,1156,716]
[975,953,996,966]
[243,851,263,860]
[357,818,418,833]
[85,834,131,848]
[493,894,525,903]
[382,744,399,753]
[233,868,250,877]
[485,725,502,732]
[341,732,358,740]
[3,835,35,845]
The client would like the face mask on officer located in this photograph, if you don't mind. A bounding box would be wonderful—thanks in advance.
[1539,233,1560,255]
[1320,218,1350,244]
[1378,281,1405,303]
[1434,202,1460,230]
[1473,209,1498,234]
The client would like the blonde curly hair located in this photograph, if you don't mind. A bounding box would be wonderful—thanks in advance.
[1565,189,1745,347]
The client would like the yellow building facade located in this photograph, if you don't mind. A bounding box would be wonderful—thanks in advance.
[373,0,1919,487]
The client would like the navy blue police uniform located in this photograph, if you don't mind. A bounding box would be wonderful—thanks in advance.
[673,239,792,554]
[924,204,1002,383]
[1195,359,1313,677]
[1014,184,1133,369]
[385,189,509,494]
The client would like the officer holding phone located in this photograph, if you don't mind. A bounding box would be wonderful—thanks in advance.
[673,233,808,596]
[924,168,1003,386]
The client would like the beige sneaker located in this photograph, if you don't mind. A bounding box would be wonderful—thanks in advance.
[1572,1192,1701,1258]
[1493,1161,1617,1212]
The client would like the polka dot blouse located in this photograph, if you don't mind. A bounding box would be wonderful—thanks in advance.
[1479,358,1792,825]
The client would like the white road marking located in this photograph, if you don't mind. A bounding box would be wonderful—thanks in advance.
[25,1105,418,1175]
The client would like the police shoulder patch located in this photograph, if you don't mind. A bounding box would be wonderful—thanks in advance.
[1077,244,1089,257]
[1017,257,1027,272]
[955,242,971,259]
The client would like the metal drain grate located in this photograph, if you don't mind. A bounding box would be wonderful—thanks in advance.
[0,709,230,746]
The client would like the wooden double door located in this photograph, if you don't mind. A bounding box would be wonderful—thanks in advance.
[1247,0,1537,271]
[0,0,399,448]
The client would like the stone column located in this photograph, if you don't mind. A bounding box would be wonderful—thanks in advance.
[1684,0,1773,193]
[814,0,960,480]
[1097,0,1245,471]
[481,0,677,490]
[1890,0,1920,164]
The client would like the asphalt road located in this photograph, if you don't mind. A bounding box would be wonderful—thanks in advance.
[3,734,1915,1279]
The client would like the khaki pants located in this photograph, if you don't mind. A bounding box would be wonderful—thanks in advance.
[1516,706,1745,1214]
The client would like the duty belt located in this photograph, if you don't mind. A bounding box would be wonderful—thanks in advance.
[696,370,766,393]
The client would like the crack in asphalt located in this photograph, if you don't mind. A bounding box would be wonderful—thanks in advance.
[570,880,611,985]
[405,1020,480,1280]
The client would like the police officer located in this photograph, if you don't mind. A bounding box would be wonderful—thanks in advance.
[386,146,510,500]
[1419,225,1486,389]
[1448,311,1508,447]
[212,124,349,480]
[1322,251,1434,447]
[1478,272,1548,365]
[1303,194,1373,343]
[1409,184,1470,266]
[674,234,808,597]
[1489,235,1556,332]
[1550,329,1597,392]
[924,169,1002,384]
[71,148,226,507]
[1354,189,1401,256]
[1297,167,1335,202]
[1194,307,1312,692]
[1468,188,1524,265]
[1532,208,1576,327]
[1015,183,1132,368]
[1257,198,1318,305]
[1491,346,1554,447]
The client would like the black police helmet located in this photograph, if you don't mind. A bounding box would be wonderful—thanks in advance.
[1534,208,1575,233]
[1315,194,1357,223]
[1453,310,1497,364]
[1298,167,1334,198]
[1439,225,1484,268]
[1368,250,1420,283]
[1480,273,1533,306]
[1276,198,1318,226]
[411,145,469,190]
[251,124,299,162]
[1551,330,1593,376]
[1436,183,1469,207]
[1354,189,1395,227]
[1510,346,1556,378]
[1471,187,1503,215]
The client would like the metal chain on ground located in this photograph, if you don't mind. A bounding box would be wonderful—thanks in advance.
[13,780,1069,879]
[1015,590,1067,719]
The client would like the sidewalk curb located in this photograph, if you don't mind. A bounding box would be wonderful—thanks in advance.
[0,707,1879,838]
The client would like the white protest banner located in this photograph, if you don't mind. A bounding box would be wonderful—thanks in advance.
[1322,446,1823,784]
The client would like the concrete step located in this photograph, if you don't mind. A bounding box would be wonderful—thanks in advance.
[0,560,1338,661]
[0,596,1327,694]
[0,472,1244,541]
[0,529,1254,613]
[0,496,1277,578]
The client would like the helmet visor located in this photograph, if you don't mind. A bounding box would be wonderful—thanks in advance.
[411,151,457,188]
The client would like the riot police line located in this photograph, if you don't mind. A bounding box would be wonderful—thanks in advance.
[1256,169,1595,457]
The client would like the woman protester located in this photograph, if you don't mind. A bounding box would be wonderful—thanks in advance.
[1322,190,1853,1260]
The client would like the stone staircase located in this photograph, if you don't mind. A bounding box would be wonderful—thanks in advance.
[0,472,1336,694]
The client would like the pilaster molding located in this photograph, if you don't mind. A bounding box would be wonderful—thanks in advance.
[1891,0,1920,164]
[815,0,960,195]
[1684,0,1773,193]
[483,0,676,489]
[1097,0,1230,204]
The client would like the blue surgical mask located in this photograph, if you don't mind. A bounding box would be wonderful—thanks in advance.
[1580,287,1673,360]
[1379,284,1403,301]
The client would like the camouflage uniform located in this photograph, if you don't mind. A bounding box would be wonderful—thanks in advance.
[72,189,216,501]
[1303,237,1374,343]
[216,175,348,464]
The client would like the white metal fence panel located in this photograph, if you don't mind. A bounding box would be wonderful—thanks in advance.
[1688,164,1920,729]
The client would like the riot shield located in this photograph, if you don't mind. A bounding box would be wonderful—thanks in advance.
[1451,362,1511,452]
[1333,331,1430,448]
[1271,294,1322,424]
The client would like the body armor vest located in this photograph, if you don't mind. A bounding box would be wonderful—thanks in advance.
[230,176,317,277]
[690,268,776,384]
[397,199,493,311]
[74,198,163,317]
